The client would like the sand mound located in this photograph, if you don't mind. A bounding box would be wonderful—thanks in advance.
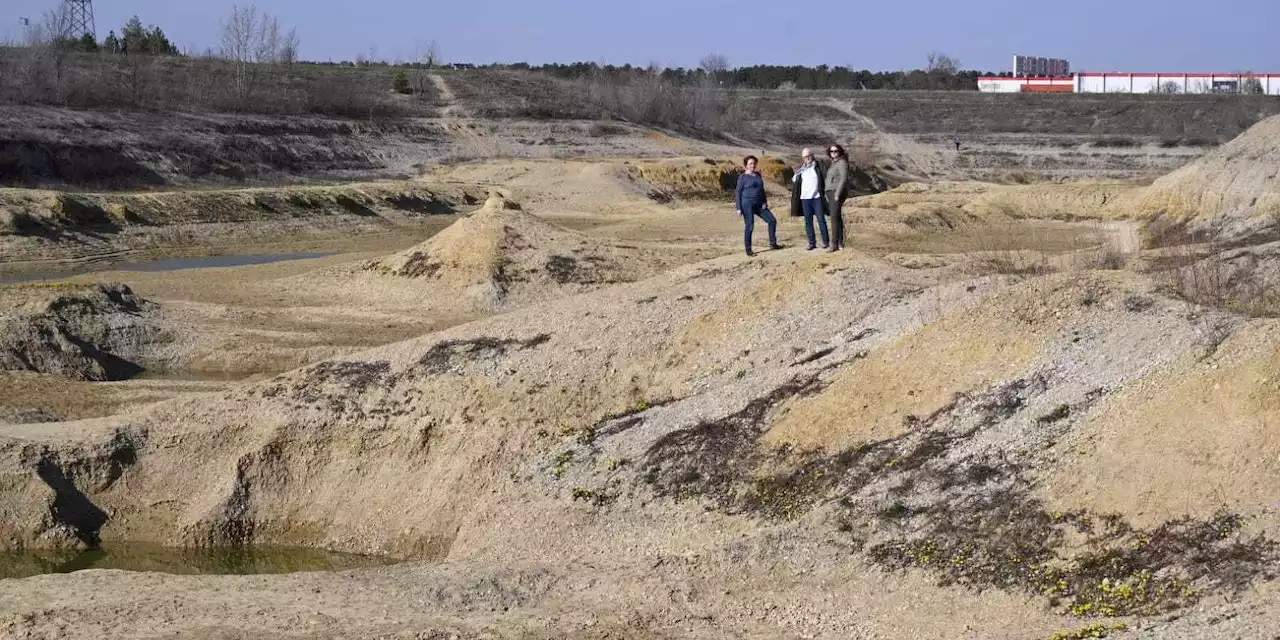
[1124,114,1280,242]
[364,193,671,309]
[0,282,163,381]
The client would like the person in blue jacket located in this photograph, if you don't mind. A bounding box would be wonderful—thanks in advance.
[734,155,781,257]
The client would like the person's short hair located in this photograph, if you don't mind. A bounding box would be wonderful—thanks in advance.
[743,155,758,166]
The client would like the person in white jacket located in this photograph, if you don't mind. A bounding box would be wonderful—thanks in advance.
[790,148,830,250]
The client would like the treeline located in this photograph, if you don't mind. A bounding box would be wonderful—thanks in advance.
[288,59,1011,91]
[18,9,178,56]
[53,16,180,56]
[501,62,1010,91]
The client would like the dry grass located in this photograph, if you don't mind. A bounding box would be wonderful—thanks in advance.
[0,371,122,420]
[443,70,742,138]
[1140,217,1203,249]
[1159,249,1280,317]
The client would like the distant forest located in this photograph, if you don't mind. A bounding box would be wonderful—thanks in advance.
[300,60,1014,92]
[484,62,1011,91]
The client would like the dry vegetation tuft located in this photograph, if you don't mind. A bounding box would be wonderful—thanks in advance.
[1157,249,1280,318]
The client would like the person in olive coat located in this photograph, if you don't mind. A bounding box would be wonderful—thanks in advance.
[824,144,850,252]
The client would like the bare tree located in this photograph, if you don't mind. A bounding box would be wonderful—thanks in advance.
[699,53,729,76]
[280,27,300,65]
[409,40,441,98]
[219,5,296,106]
[425,40,441,67]
[33,7,75,101]
[926,51,960,75]
[221,4,260,103]
[695,53,730,123]
[1156,80,1181,94]
[39,6,71,44]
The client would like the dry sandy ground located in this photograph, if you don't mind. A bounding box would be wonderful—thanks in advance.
[3,242,1280,639]
[5,118,1280,639]
[0,158,1133,417]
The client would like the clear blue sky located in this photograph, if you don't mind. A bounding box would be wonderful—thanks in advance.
[7,0,1279,72]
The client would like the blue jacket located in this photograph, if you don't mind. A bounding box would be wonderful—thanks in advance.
[735,172,767,211]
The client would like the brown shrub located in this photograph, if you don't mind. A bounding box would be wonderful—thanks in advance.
[1161,250,1280,317]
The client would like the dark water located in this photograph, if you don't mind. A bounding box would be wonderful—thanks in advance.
[0,543,394,579]
[0,251,336,285]
[113,252,335,272]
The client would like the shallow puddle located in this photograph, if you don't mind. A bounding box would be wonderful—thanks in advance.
[112,251,337,273]
[0,251,337,285]
[0,543,394,579]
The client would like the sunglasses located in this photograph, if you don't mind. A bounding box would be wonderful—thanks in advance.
[828,149,839,154]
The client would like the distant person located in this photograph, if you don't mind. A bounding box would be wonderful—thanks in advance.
[824,145,850,252]
[734,155,781,257]
[954,134,961,151]
[790,148,830,250]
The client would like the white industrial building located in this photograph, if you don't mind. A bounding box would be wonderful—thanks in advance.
[982,55,1279,94]
[980,64,1280,95]
[978,72,1280,95]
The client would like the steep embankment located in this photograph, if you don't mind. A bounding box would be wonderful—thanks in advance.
[1124,114,1280,244]
[0,181,478,266]
[0,105,717,192]
[0,108,441,189]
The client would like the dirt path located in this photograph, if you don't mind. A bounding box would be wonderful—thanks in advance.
[430,73,463,117]
[824,98,948,178]
[1108,220,1142,254]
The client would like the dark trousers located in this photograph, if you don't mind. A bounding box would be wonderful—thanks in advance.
[741,202,777,253]
[801,197,829,248]
[826,192,846,248]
